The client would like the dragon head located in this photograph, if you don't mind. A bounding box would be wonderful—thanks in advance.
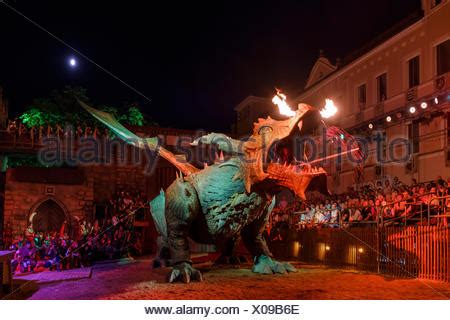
[240,103,327,200]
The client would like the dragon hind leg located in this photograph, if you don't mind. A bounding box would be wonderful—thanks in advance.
[165,178,203,283]
[241,201,297,275]
[150,190,171,268]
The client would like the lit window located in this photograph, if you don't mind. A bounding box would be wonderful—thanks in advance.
[408,56,420,88]
[437,40,450,76]
[358,84,366,109]
[376,73,387,102]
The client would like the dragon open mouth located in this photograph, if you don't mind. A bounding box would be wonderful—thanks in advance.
[263,111,327,200]
[265,161,327,200]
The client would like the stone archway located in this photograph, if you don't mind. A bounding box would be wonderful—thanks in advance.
[29,198,69,234]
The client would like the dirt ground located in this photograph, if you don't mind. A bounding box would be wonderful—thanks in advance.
[26,257,450,300]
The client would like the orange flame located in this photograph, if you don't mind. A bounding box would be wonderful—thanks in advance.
[320,99,338,118]
[272,91,295,117]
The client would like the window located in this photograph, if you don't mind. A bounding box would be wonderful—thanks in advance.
[357,84,366,108]
[408,56,420,88]
[437,40,450,76]
[376,73,387,102]
[433,0,442,7]
[447,113,450,147]
[447,113,450,166]
[408,121,419,154]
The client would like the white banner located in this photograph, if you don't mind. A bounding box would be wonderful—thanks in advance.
[0,300,449,320]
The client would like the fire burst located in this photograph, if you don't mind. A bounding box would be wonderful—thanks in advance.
[320,98,338,118]
[273,90,337,119]
[272,91,296,117]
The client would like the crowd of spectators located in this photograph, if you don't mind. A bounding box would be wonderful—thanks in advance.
[269,176,450,240]
[7,189,148,274]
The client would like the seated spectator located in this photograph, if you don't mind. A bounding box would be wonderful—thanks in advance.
[44,241,60,271]
[328,203,339,228]
[18,241,37,273]
[349,208,362,223]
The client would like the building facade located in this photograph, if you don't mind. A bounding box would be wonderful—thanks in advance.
[234,0,450,194]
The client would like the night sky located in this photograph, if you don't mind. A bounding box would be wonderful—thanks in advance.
[0,0,421,132]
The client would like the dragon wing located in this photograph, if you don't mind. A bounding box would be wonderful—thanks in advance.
[79,100,200,176]
[78,100,157,148]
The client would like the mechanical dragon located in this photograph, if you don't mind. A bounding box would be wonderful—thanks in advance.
[80,97,347,283]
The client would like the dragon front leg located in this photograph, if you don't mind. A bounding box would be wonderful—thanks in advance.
[252,255,297,274]
[241,208,297,275]
[165,178,203,283]
[166,225,203,283]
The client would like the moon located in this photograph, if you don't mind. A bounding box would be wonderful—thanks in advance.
[69,58,77,67]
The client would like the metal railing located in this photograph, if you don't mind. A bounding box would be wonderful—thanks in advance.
[275,192,450,237]
[271,224,450,282]
[379,193,450,227]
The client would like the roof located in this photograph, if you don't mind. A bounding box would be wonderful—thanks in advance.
[305,55,338,89]
[234,95,272,112]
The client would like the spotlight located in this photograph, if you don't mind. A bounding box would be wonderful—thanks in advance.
[325,245,330,251]
[368,123,374,129]
[358,247,364,253]
[409,106,416,114]
[420,102,428,109]
[434,97,439,104]
[386,116,392,122]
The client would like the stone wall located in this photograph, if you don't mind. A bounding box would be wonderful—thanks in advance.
[3,168,94,240]
[85,157,176,204]
[2,160,176,242]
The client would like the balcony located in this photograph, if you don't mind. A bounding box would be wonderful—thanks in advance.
[406,87,418,102]
[435,73,449,91]
[374,102,384,116]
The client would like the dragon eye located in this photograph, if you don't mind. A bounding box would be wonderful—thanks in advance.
[259,126,273,135]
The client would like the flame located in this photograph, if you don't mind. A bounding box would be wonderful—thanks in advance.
[320,99,338,118]
[272,91,296,117]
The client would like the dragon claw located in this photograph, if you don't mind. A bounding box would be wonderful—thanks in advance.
[168,262,203,283]
[252,255,297,275]
[168,268,181,283]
